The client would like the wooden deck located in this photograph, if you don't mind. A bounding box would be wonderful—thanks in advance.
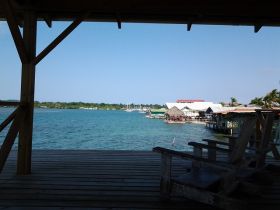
[0,150,279,210]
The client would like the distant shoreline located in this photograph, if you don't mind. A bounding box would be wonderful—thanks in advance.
[0,101,165,110]
[34,102,164,110]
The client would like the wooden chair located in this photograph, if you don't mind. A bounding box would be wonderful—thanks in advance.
[153,113,278,210]
[199,110,280,166]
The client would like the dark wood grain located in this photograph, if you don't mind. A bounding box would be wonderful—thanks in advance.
[0,150,279,209]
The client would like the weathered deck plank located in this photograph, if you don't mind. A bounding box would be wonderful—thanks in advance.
[0,150,279,209]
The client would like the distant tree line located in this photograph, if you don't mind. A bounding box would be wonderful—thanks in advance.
[31,101,165,110]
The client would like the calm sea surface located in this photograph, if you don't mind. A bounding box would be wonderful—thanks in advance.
[0,108,224,151]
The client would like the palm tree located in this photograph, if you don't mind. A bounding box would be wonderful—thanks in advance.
[230,97,238,106]
[263,89,280,108]
[250,97,264,107]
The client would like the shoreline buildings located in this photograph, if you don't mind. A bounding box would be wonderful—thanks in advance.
[166,99,222,120]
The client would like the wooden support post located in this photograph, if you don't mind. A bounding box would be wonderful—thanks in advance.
[192,146,203,168]
[207,141,216,161]
[0,108,24,172]
[271,146,280,160]
[256,113,274,168]
[160,154,171,199]
[255,119,261,149]
[17,11,37,175]
[228,136,236,161]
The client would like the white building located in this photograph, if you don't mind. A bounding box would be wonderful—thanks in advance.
[166,102,222,118]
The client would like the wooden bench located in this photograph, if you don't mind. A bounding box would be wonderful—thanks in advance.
[153,115,278,210]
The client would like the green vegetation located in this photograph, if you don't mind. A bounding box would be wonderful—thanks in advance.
[230,97,237,104]
[31,101,165,110]
[250,89,280,108]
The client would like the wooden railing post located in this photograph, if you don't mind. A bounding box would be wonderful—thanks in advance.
[160,154,172,199]
[207,141,216,161]
[17,11,37,175]
[0,108,24,173]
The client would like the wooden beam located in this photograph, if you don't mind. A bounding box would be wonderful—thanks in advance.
[0,101,20,106]
[2,0,29,63]
[254,24,262,33]
[0,106,19,133]
[0,108,24,173]
[17,11,37,175]
[115,13,122,29]
[33,14,87,65]
[44,16,52,28]
[117,20,122,29]
[187,22,192,31]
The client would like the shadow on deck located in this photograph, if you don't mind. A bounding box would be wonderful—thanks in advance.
[0,150,279,209]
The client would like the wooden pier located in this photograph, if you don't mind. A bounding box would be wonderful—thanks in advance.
[205,121,231,134]
[0,150,280,209]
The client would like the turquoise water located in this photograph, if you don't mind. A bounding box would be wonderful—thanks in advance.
[0,108,222,151]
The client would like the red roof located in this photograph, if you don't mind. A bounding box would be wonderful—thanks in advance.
[176,99,205,103]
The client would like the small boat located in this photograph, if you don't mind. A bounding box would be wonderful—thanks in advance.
[165,120,185,124]
[124,109,133,112]
[124,104,133,112]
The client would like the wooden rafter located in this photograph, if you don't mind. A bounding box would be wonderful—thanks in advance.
[2,0,29,64]
[0,107,24,172]
[0,101,20,106]
[44,16,52,28]
[254,24,262,33]
[33,13,88,65]
[187,22,192,31]
[116,13,122,29]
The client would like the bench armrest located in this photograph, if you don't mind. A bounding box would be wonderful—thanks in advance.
[153,147,232,171]
[188,142,231,153]
[203,139,231,146]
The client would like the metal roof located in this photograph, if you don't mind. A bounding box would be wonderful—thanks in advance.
[176,99,205,103]
[0,0,280,28]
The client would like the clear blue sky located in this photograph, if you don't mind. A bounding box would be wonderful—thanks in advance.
[0,21,280,105]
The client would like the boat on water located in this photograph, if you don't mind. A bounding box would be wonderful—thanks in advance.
[165,120,185,124]
[124,109,133,112]
[146,108,166,119]
[138,105,148,113]
[124,104,134,112]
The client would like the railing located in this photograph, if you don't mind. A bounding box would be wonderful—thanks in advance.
[0,101,20,107]
[0,102,25,172]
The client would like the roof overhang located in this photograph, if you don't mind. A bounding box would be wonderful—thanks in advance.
[0,0,280,27]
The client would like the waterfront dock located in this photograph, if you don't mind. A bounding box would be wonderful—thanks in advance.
[205,121,231,133]
[0,150,280,209]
